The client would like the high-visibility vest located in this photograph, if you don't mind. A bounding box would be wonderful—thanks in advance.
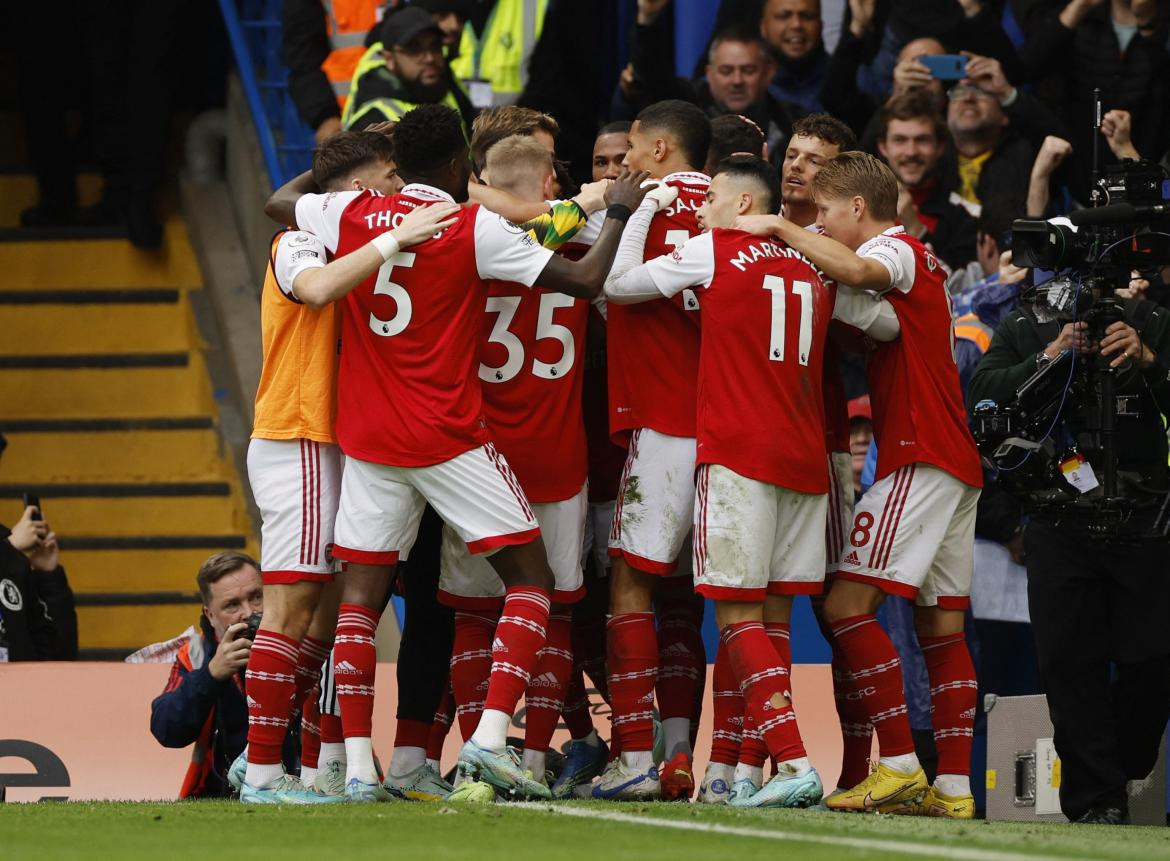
[342,43,466,130]
[954,312,993,353]
[449,0,547,106]
[320,0,381,110]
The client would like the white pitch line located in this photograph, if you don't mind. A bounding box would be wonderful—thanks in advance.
[512,803,1104,861]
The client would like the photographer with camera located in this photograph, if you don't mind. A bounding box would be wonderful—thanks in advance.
[150,552,296,798]
[966,212,1170,823]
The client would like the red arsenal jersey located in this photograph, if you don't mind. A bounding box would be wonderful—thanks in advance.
[293,184,553,467]
[643,228,848,493]
[606,171,709,444]
[476,279,590,502]
[860,227,982,487]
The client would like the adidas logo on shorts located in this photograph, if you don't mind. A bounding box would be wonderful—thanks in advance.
[843,551,860,566]
[334,660,361,675]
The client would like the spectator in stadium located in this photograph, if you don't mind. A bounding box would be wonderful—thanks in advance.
[759,0,829,112]
[342,7,477,131]
[613,11,797,157]
[592,121,631,181]
[0,452,77,663]
[150,552,294,799]
[1013,0,1169,199]
[948,196,1027,313]
[704,114,767,174]
[847,395,872,496]
[449,0,548,108]
[282,0,382,143]
[877,91,977,271]
[941,51,1066,216]
[967,259,1170,825]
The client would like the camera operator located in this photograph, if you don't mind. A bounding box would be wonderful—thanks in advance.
[150,552,296,798]
[966,274,1170,825]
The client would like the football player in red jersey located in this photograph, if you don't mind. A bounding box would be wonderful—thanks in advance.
[599,100,712,801]
[606,154,899,808]
[264,104,652,802]
[737,151,983,818]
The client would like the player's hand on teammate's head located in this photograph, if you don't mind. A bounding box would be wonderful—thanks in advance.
[363,120,398,139]
[393,201,461,246]
[604,169,654,212]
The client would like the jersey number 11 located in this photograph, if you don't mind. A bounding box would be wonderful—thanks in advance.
[762,275,813,365]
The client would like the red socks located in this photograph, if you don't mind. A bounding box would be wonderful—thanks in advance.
[920,632,977,776]
[245,630,300,765]
[429,687,454,762]
[293,635,331,713]
[450,610,498,740]
[562,668,596,739]
[607,612,657,753]
[723,622,805,764]
[333,604,380,738]
[829,614,915,758]
[831,644,875,787]
[524,609,573,755]
[320,711,343,745]
[394,718,430,751]
[484,586,551,714]
[655,589,704,724]
[301,684,322,769]
[710,639,742,767]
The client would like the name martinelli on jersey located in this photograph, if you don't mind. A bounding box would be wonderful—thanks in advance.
[726,239,831,283]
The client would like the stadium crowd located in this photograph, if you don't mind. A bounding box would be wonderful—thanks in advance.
[121,0,1170,829]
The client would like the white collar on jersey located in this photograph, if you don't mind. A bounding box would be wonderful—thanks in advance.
[400,183,457,204]
[881,225,907,237]
[662,171,711,186]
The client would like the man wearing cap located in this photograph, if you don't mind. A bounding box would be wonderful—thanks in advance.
[342,7,477,132]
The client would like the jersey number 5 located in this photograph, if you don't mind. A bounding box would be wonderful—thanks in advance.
[479,293,576,384]
[369,251,415,337]
[762,275,813,364]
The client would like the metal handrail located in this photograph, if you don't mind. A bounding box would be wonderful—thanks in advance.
[217,0,315,186]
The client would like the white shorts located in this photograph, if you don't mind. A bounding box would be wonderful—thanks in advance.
[693,464,826,601]
[835,463,979,608]
[439,483,588,608]
[825,451,855,574]
[608,428,696,575]
[247,438,342,584]
[582,499,616,577]
[332,443,539,566]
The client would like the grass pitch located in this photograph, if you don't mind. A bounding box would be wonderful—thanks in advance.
[2,800,1167,861]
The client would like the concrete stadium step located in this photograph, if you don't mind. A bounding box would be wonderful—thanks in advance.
[78,602,205,652]
[0,428,229,483]
[0,356,217,419]
[1,299,194,357]
[0,173,105,228]
[0,494,245,539]
[0,218,202,290]
[58,546,257,596]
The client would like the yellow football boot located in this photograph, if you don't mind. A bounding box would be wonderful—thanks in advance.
[824,762,928,813]
[919,785,976,819]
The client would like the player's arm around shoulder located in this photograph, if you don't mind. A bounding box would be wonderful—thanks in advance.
[734,214,894,292]
[289,202,460,309]
[832,285,901,342]
[602,180,682,305]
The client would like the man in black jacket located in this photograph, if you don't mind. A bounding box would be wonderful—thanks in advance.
[967,285,1170,825]
[0,506,77,663]
[0,432,77,663]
